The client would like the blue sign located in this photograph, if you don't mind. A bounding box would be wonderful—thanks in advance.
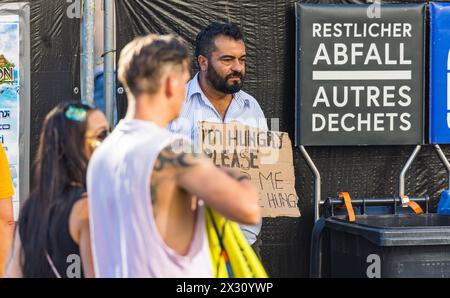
[430,2,450,144]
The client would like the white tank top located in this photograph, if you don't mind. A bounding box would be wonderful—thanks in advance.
[87,119,213,277]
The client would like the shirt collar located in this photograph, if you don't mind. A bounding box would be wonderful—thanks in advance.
[187,72,250,109]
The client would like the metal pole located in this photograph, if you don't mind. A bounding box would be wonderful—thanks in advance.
[300,145,321,222]
[104,0,115,127]
[399,145,421,197]
[81,0,95,105]
[434,144,450,189]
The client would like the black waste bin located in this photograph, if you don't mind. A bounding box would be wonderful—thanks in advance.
[323,213,450,278]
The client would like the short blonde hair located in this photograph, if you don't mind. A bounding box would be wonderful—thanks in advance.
[118,34,190,97]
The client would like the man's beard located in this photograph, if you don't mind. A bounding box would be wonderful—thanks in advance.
[206,62,244,94]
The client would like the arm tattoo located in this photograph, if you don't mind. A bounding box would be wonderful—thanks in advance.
[150,180,158,218]
[150,140,202,216]
[153,141,201,172]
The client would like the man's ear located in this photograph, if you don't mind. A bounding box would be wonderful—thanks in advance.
[197,55,208,72]
[165,74,175,99]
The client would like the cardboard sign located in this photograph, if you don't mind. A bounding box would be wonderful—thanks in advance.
[198,121,300,218]
[429,2,450,144]
[295,3,425,146]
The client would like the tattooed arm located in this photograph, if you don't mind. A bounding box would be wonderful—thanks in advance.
[151,140,260,225]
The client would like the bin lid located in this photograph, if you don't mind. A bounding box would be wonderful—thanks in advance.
[325,214,450,246]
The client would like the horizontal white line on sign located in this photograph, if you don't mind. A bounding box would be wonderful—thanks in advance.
[312,70,411,80]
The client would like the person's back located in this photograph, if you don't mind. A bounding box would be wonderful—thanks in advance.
[5,102,109,278]
[89,119,212,277]
[19,185,86,278]
[88,34,261,278]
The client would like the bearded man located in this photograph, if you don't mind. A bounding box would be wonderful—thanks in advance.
[169,22,267,255]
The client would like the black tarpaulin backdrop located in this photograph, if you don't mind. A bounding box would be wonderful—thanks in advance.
[0,0,80,179]
[115,0,450,277]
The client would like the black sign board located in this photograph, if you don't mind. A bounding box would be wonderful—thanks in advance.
[295,3,425,146]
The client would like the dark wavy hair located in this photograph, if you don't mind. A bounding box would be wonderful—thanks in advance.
[18,101,95,277]
[195,22,244,59]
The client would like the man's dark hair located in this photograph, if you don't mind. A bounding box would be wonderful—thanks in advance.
[195,22,244,59]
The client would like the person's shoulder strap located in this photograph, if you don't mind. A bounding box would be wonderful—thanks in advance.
[46,252,62,278]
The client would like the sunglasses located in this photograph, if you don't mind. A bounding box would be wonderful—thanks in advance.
[86,129,110,150]
[96,129,109,142]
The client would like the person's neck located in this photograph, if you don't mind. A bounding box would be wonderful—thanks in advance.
[125,94,171,128]
[199,73,233,120]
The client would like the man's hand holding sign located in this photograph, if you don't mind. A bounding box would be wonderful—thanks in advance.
[198,121,300,218]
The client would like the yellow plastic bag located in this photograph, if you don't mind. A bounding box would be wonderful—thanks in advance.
[205,207,268,278]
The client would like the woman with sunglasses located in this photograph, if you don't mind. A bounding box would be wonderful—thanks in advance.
[5,101,109,277]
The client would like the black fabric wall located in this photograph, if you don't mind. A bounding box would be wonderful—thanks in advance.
[28,0,81,166]
[115,0,450,277]
[0,0,81,182]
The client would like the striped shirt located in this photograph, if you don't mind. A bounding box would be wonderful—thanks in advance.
[169,72,267,245]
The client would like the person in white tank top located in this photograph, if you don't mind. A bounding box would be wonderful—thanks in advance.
[87,34,261,278]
